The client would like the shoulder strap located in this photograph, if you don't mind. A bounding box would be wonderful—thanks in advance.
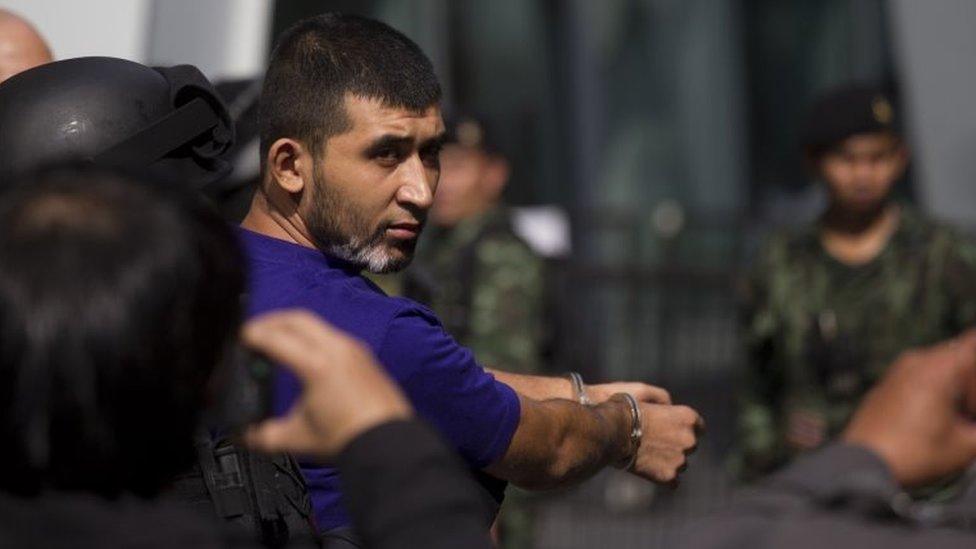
[195,430,317,547]
[195,431,250,520]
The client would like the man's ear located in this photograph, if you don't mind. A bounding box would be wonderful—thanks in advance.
[267,138,312,194]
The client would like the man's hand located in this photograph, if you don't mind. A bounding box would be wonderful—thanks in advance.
[842,330,976,487]
[626,399,704,485]
[591,382,703,485]
[242,310,412,461]
[588,382,672,405]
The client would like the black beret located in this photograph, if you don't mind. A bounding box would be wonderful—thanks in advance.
[443,111,500,155]
[800,85,900,153]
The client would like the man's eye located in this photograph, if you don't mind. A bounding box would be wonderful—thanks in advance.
[421,141,443,164]
[420,147,442,168]
[374,149,400,164]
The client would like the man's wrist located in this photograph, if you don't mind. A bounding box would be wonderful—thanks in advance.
[593,397,636,466]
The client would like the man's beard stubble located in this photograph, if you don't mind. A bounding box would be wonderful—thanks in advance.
[305,171,418,274]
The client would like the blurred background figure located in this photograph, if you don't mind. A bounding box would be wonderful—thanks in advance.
[406,113,546,377]
[734,85,976,481]
[0,8,51,83]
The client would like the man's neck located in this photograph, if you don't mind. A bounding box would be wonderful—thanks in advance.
[820,201,900,266]
[240,191,318,250]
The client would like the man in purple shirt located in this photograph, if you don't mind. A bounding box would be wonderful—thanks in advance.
[240,13,703,539]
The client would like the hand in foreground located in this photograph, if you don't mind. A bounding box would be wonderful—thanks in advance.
[625,399,704,485]
[842,330,976,487]
[242,310,412,461]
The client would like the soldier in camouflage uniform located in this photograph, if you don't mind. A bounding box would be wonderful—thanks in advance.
[406,113,546,375]
[403,114,545,548]
[736,85,976,481]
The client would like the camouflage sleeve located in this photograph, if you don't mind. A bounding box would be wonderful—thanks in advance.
[733,235,788,481]
[939,227,976,331]
[465,234,546,375]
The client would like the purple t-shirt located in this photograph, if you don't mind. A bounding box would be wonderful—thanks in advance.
[239,228,521,531]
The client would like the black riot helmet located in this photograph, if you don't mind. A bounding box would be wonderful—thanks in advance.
[0,56,234,187]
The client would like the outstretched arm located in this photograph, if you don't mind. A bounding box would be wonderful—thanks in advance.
[486,391,703,489]
[487,368,673,405]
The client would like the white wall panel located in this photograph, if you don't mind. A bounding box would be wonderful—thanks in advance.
[0,0,151,62]
[889,0,976,226]
[146,0,273,81]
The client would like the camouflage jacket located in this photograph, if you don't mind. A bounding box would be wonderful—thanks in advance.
[405,207,546,374]
[736,206,976,479]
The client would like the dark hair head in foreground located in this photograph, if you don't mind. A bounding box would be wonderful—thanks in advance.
[259,12,442,167]
[0,165,244,497]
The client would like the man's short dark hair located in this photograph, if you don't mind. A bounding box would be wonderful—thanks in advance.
[0,166,244,497]
[259,13,442,167]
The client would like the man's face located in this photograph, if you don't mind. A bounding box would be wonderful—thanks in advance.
[818,132,908,214]
[429,144,489,227]
[303,95,444,273]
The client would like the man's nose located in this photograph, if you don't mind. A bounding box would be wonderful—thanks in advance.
[395,156,435,210]
[850,157,877,182]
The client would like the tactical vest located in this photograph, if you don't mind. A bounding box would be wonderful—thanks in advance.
[165,432,319,548]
